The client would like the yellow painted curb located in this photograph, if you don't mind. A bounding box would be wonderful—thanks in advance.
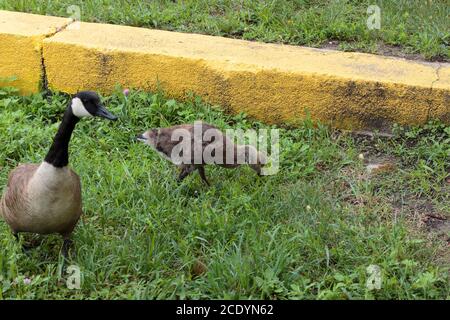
[1,11,449,129]
[0,10,71,94]
[42,21,449,129]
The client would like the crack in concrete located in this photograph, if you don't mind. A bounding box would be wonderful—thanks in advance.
[40,19,76,96]
[432,63,443,88]
[426,62,443,122]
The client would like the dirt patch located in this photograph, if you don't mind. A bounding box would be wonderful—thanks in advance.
[319,40,449,63]
[423,215,450,237]
[393,198,450,244]
[337,132,449,245]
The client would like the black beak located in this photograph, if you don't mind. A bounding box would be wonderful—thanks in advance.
[95,105,118,120]
[136,134,147,141]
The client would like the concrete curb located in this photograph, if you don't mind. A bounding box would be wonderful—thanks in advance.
[0,11,71,94]
[1,10,449,129]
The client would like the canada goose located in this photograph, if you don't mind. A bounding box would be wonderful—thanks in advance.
[0,91,117,256]
[137,122,266,185]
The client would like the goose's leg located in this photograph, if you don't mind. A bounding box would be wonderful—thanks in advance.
[250,164,262,176]
[197,167,210,186]
[61,237,73,259]
[177,165,195,183]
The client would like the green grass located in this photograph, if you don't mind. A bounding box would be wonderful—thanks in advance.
[0,0,448,61]
[0,86,449,299]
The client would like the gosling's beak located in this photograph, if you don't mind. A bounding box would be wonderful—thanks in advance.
[136,134,147,141]
[95,104,118,121]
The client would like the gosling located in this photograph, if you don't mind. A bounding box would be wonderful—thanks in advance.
[137,122,266,185]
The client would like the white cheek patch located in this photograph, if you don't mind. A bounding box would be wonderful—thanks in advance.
[71,97,93,118]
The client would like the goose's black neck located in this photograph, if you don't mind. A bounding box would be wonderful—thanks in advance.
[44,103,79,167]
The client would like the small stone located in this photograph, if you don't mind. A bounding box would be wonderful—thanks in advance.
[358,153,365,160]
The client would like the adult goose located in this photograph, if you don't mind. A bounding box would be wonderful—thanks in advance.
[0,91,117,256]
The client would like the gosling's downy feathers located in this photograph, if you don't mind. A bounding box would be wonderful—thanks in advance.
[137,122,267,185]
